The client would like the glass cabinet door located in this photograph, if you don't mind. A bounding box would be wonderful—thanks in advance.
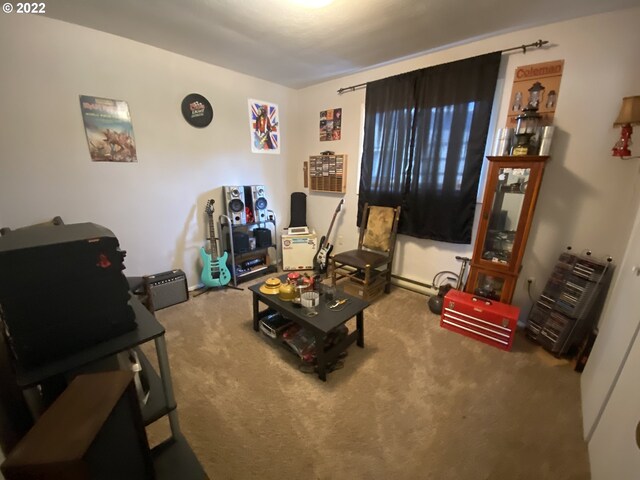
[481,167,530,268]
[473,272,506,301]
[468,155,549,304]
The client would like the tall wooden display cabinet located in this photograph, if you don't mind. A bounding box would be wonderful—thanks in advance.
[466,155,549,304]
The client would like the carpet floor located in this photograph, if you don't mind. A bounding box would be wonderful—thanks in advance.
[148,280,590,480]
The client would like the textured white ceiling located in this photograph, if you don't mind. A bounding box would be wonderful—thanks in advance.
[46,0,639,88]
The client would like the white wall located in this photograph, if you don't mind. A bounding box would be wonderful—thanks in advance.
[0,14,296,287]
[1,8,639,319]
[581,199,640,440]
[1,6,640,468]
[293,7,640,319]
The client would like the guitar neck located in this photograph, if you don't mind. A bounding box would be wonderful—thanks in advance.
[324,201,343,243]
[325,217,338,243]
[208,215,218,257]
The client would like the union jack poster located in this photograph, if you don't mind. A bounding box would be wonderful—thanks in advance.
[248,99,280,154]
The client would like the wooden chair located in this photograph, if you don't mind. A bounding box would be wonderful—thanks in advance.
[330,203,401,300]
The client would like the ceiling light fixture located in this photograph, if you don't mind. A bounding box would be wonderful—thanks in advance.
[290,0,334,8]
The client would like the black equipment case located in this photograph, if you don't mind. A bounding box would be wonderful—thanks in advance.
[0,222,136,367]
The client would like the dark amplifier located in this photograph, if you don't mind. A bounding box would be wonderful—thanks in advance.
[143,269,189,311]
[0,222,136,367]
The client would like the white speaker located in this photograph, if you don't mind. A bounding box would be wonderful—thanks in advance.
[224,186,246,225]
[251,185,269,223]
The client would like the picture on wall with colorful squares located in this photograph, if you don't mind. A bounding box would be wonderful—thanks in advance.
[320,108,342,141]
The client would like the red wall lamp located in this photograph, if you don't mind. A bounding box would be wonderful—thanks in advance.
[612,95,640,158]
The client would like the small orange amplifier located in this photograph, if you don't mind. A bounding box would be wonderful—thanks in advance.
[440,289,519,351]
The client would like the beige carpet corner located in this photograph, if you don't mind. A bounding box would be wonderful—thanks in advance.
[146,281,589,480]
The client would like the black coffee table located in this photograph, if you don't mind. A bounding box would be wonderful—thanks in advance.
[249,275,370,381]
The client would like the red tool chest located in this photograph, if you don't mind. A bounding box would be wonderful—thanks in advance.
[440,289,520,351]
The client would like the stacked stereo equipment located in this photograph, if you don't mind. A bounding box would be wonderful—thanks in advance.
[0,222,136,367]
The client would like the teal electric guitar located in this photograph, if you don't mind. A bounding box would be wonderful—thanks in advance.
[200,199,232,287]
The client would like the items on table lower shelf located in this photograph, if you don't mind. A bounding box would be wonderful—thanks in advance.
[258,309,351,371]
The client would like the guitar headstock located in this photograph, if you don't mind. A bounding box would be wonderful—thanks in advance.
[336,198,344,212]
[205,199,215,216]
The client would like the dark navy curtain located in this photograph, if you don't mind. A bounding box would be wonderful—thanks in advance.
[359,51,502,243]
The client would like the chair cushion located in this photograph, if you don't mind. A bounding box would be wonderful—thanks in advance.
[332,249,389,269]
[362,206,396,252]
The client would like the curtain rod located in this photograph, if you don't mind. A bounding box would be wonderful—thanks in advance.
[337,39,549,95]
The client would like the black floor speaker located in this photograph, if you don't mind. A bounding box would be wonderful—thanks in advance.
[143,269,189,311]
[289,192,307,227]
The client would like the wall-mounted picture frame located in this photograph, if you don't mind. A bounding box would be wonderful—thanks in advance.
[320,107,342,141]
[248,99,280,154]
[79,95,137,162]
[181,93,213,128]
[506,60,564,127]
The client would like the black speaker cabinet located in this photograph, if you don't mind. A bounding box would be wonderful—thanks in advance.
[143,270,188,311]
[0,222,136,368]
[288,192,307,228]
[253,228,272,248]
[1,371,154,480]
[232,232,251,253]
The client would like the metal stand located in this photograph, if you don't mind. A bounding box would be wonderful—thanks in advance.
[219,212,278,287]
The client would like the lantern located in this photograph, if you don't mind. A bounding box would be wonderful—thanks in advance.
[511,105,541,156]
[546,90,557,109]
[527,81,545,108]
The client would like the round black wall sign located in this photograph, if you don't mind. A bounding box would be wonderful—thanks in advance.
[181,93,213,128]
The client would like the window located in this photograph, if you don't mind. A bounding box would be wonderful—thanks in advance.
[359,52,501,244]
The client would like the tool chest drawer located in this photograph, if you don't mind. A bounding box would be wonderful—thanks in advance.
[440,289,519,351]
